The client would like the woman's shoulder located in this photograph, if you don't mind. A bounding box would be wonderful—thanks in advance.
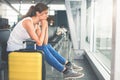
[22,17,32,24]
[22,17,32,21]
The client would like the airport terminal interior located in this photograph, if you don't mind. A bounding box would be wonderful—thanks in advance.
[0,0,120,80]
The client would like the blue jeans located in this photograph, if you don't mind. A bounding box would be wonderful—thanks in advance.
[36,44,66,72]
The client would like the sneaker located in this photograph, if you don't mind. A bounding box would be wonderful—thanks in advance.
[63,69,84,79]
[72,63,83,71]
[66,62,83,71]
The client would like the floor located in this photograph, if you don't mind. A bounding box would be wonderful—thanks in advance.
[45,40,99,80]
[45,58,99,80]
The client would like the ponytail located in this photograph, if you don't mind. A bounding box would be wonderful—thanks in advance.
[22,3,48,18]
[22,6,35,18]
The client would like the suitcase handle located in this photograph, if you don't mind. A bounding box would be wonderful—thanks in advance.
[23,39,36,43]
[23,39,36,50]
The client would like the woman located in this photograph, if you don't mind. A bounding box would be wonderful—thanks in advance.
[7,3,84,79]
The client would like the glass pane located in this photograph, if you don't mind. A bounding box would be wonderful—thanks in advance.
[94,0,112,69]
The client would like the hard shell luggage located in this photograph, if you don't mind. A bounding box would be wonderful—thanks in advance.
[8,50,45,80]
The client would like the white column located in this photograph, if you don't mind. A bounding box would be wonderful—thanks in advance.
[80,0,87,49]
[65,0,79,49]
[111,0,120,80]
[76,8,81,49]
[90,0,96,52]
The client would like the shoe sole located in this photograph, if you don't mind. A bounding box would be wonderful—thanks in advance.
[64,73,84,79]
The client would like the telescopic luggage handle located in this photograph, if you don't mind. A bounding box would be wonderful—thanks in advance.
[23,39,36,50]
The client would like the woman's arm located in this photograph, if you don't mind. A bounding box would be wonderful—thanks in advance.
[43,25,48,45]
[23,19,45,46]
[35,24,41,37]
[40,20,48,45]
[35,20,48,45]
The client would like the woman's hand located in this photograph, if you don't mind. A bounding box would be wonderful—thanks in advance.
[41,20,48,29]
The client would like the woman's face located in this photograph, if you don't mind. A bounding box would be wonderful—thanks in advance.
[37,10,48,20]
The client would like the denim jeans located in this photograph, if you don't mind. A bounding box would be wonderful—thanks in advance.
[36,44,66,72]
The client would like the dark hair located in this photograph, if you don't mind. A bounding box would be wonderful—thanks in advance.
[22,3,48,18]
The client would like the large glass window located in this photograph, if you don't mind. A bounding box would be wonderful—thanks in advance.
[86,0,112,69]
[92,0,112,69]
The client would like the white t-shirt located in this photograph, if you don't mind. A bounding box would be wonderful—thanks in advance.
[7,17,33,51]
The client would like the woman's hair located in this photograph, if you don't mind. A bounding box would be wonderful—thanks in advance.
[22,3,48,18]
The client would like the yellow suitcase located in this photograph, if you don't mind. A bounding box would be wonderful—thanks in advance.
[8,51,45,80]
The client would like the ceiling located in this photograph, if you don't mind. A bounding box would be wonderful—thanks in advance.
[0,0,65,15]
[2,0,65,5]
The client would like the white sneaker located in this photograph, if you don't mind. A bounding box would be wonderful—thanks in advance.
[65,62,83,72]
[72,63,83,71]
[63,69,84,79]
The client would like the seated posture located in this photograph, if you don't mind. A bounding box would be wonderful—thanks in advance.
[7,3,84,79]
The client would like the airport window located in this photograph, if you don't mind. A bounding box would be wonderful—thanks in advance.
[0,4,18,26]
[93,0,113,69]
